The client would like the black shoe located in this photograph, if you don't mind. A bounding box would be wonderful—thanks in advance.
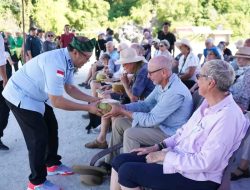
[78,82,87,87]
[85,84,91,89]
[82,114,89,119]
[0,140,9,150]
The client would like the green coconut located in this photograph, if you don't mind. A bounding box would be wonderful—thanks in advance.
[97,102,112,114]
[96,72,107,82]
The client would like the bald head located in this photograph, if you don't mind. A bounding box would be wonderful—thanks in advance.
[244,38,250,47]
[148,55,173,72]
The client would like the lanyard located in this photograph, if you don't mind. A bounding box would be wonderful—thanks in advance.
[178,53,190,75]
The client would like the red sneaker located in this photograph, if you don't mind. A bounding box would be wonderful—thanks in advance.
[47,164,74,176]
[27,180,62,190]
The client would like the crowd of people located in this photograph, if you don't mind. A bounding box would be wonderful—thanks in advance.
[0,21,250,190]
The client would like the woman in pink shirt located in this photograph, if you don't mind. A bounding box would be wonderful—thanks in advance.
[110,60,249,190]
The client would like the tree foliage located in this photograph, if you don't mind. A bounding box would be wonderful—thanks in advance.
[0,0,249,38]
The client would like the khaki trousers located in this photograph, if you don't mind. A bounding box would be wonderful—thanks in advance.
[105,117,169,164]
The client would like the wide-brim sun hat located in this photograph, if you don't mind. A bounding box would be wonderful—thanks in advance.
[116,47,145,65]
[175,39,192,51]
[234,47,250,59]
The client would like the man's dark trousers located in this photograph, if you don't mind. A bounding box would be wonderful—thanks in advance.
[0,81,10,139]
[6,101,62,185]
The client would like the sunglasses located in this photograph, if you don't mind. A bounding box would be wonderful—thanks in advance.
[148,68,164,75]
[159,44,165,47]
[48,35,54,37]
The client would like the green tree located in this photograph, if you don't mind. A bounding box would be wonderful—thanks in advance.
[66,0,110,36]
[32,0,69,33]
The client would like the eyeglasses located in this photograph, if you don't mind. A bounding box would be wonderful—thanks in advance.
[148,68,164,75]
[159,45,165,47]
[196,74,212,80]
[48,35,54,37]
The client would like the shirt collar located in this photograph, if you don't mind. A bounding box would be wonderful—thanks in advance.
[63,48,74,70]
[160,73,176,92]
[200,94,234,115]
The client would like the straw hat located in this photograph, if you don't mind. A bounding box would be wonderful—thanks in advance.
[116,47,145,65]
[175,39,192,51]
[234,47,250,59]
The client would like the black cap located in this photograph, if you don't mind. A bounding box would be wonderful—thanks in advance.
[29,26,37,31]
[37,29,45,33]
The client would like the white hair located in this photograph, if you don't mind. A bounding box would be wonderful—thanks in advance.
[204,60,235,92]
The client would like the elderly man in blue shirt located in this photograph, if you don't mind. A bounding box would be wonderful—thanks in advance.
[2,36,102,190]
[103,55,193,166]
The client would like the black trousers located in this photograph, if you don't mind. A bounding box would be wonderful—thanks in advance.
[112,153,220,190]
[0,81,10,138]
[6,100,62,185]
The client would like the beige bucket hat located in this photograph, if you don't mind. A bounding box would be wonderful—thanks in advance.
[116,47,145,65]
[175,38,193,51]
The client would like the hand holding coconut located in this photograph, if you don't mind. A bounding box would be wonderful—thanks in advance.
[103,104,123,118]
[88,101,103,116]
[97,99,120,116]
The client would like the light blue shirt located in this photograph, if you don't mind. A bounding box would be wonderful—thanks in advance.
[2,48,74,114]
[108,50,120,74]
[124,74,193,136]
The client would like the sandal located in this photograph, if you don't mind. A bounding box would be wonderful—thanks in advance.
[85,139,108,149]
[231,167,250,181]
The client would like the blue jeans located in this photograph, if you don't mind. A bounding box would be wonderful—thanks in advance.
[112,152,219,190]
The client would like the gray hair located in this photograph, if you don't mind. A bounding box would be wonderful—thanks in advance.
[204,60,235,92]
[149,55,173,72]
[131,43,144,56]
[160,40,170,49]
[106,41,114,47]
[100,53,110,60]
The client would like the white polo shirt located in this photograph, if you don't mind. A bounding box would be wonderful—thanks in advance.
[2,48,74,114]
[0,35,6,81]
[178,52,200,81]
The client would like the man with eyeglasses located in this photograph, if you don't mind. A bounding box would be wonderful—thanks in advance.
[2,36,103,190]
[102,55,193,167]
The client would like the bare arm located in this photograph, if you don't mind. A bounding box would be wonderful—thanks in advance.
[180,66,196,80]
[0,65,7,87]
[27,50,32,61]
[123,82,139,102]
[64,84,100,103]
[48,94,102,116]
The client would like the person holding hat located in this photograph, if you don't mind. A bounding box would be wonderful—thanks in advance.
[176,39,200,89]
[230,46,250,181]
[2,36,102,190]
